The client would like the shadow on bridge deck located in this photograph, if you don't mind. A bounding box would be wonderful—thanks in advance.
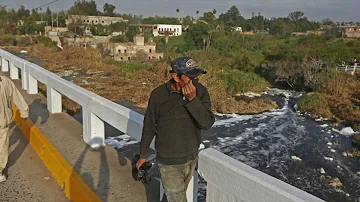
[0,71,161,202]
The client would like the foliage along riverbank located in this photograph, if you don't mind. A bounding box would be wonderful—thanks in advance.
[2,32,360,133]
[3,41,277,115]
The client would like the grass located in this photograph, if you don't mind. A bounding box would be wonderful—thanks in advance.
[4,44,278,114]
[106,60,156,77]
[220,69,270,95]
[298,93,334,119]
[297,71,360,131]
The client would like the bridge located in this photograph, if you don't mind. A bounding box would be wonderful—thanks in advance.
[336,64,360,74]
[0,48,325,202]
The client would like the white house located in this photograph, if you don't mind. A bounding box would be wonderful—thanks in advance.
[153,24,182,37]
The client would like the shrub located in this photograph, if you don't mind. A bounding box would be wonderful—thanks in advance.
[106,60,156,77]
[220,69,269,95]
[298,93,333,119]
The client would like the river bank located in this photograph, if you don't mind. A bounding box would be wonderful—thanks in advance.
[4,45,278,115]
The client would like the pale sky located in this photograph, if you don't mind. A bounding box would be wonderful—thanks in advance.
[1,0,359,22]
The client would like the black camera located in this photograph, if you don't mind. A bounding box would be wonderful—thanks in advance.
[131,154,152,184]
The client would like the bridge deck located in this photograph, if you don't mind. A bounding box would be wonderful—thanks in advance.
[0,71,160,201]
[0,123,68,201]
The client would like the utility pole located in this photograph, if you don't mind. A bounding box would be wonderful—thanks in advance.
[52,13,59,28]
[35,0,59,24]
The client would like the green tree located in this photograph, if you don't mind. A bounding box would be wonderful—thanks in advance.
[68,0,98,16]
[322,18,334,26]
[219,6,246,29]
[109,21,127,33]
[185,22,211,49]
[103,3,116,16]
[30,9,40,21]
[46,7,52,15]
[288,11,304,23]
[200,12,217,28]
[17,5,30,20]
[176,8,179,14]
[213,9,217,15]
[270,18,295,36]
[126,26,139,41]
[182,15,194,26]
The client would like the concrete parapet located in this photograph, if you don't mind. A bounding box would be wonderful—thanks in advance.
[198,148,325,202]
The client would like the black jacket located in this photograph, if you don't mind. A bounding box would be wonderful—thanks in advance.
[139,80,215,165]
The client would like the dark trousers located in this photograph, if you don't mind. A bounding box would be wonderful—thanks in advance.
[159,158,198,202]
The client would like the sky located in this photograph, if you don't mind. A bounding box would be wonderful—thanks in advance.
[1,0,359,22]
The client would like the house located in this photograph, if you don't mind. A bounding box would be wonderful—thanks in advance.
[66,15,128,36]
[232,27,242,32]
[113,36,164,61]
[153,24,182,36]
[133,24,182,37]
[340,26,360,38]
[66,15,128,26]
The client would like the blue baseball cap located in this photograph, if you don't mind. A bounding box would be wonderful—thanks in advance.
[170,56,207,78]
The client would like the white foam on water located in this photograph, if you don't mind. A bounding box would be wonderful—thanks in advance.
[332,127,355,136]
[324,157,334,161]
[105,134,139,149]
[213,114,254,127]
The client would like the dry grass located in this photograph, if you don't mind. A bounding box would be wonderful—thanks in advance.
[347,149,360,158]
[320,175,343,188]
[5,45,278,114]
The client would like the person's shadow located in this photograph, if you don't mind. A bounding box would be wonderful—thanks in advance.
[4,99,50,175]
[69,137,110,201]
[115,108,163,202]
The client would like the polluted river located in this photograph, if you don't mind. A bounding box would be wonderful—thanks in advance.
[12,52,360,201]
[104,88,360,202]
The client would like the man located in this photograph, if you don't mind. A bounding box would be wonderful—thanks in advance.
[137,56,215,201]
[0,76,29,182]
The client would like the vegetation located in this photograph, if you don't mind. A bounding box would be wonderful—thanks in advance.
[1,2,360,129]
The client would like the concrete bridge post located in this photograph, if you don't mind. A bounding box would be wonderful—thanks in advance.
[186,172,199,202]
[47,86,62,113]
[21,62,29,90]
[1,57,8,72]
[82,108,105,147]
[9,63,19,80]
[27,74,38,94]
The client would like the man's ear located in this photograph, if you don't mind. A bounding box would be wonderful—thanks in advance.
[171,73,180,82]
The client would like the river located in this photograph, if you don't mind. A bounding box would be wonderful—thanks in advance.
[105,88,360,202]
[12,52,360,201]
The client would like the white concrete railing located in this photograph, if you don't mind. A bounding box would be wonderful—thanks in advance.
[336,65,360,73]
[0,49,325,202]
[0,48,185,201]
[198,148,325,202]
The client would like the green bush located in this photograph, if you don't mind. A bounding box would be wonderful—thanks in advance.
[220,69,269,95]
[110,35,126,43]
[297,93,333,118]
[106,60,156,77]
[34,36,57,48]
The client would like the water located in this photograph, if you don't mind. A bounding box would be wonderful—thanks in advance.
[198,88,360,202]
[11,51,360,201]
[70,88,359,202]
[12,52,47,66]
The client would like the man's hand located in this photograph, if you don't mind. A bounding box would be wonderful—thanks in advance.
[182,80,196,101]
[136,158,147,170]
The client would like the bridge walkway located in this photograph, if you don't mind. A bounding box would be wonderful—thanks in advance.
[0,71,160,202]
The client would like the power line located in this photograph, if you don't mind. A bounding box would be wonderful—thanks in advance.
[35,0,60,11]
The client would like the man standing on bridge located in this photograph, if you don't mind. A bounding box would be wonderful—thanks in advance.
[137,57,215,201]
[0,76,29,182]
